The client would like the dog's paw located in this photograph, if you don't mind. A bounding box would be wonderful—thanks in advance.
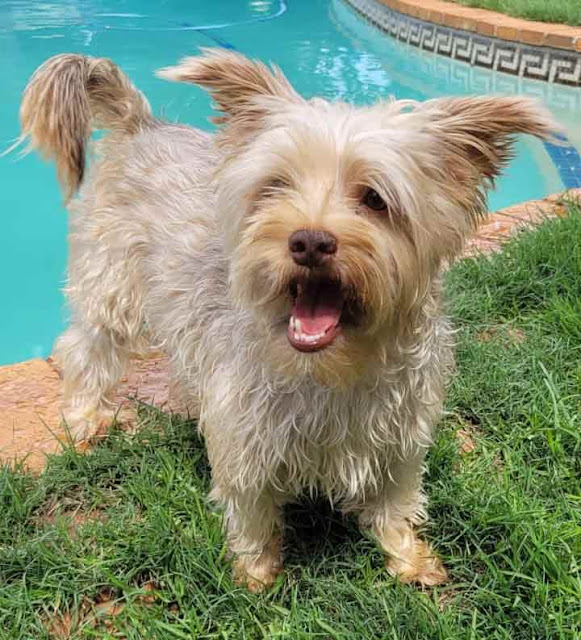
[232,538,283,593]
[233,564,282,594]
[386,538,448,587]
[63,405,135,443]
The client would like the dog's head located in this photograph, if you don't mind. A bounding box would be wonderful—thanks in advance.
[159,50,557,386]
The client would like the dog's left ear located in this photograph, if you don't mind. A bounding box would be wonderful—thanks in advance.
[423,96,559,186]
[157,48,302,132]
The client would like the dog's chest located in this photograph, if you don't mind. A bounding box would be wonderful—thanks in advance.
[230,376,435,500]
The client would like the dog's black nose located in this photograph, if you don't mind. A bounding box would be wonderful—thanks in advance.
[288,229,337,268]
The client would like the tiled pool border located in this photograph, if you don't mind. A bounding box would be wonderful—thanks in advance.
[343,0,581,87]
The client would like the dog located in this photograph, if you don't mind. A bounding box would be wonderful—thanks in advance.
[17,49,556,591]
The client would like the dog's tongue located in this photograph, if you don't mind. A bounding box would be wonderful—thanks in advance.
[289,281,343,352]
[294,286,342,333]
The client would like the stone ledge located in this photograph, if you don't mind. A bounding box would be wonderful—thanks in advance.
[0,353,178,473]
[464,187,580,255]
[378,0,581,51]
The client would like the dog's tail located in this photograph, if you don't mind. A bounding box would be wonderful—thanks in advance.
[17,54,152,201]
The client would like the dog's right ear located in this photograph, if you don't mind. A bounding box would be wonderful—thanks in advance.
[157,48,302,132]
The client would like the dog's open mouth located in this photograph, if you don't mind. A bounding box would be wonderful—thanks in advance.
[288,278,344,352]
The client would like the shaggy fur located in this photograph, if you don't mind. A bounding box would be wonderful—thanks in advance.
[18,49,557,591]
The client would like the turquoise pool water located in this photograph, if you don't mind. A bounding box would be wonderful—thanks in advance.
[1,0,579,365]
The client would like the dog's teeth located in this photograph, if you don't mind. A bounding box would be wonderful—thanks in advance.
[291,326,327,345]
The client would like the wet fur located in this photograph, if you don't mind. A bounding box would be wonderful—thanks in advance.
[18,49,557,590]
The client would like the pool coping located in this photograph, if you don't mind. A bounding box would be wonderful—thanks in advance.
[377,0,581,52]
[343,0,581,86]
[1,188,580,472]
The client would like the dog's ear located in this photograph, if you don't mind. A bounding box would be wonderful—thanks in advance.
[157,49,302,130]
[423,96,559,186]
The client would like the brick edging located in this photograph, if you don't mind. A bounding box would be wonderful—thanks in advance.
[464,188,581,255]
[342,0,581,86]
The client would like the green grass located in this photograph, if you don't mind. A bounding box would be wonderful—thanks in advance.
[450,0,581,26]
[1,203,581,639]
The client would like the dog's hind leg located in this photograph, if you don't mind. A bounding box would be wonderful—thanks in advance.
[359,453,448,587]
[55,320,134,442]
[15,54,154,439]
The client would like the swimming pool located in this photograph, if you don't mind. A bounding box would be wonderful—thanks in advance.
[1,0,579,365]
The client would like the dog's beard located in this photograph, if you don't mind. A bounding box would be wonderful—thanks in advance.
[230,254,397,387]
[229,239,411,367]
[231,248,370,346]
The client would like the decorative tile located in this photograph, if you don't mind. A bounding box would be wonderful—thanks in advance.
[544,137,581,189]
[344,0,581,86]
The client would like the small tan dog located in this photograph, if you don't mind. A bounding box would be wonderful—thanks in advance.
[18,50,555,591]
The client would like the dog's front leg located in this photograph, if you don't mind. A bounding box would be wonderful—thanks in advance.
[359,452,448,586]
[217,488,284,593]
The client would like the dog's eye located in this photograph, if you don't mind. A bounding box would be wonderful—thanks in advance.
[361,188,388,212]
[262,177,289,196]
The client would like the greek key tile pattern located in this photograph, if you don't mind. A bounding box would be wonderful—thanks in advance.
[344,0,581,87]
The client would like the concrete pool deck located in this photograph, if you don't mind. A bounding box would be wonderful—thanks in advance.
[1,188,580,473]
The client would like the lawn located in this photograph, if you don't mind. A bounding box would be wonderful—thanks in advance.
[1,202,580,639]
[450,0,581,26]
